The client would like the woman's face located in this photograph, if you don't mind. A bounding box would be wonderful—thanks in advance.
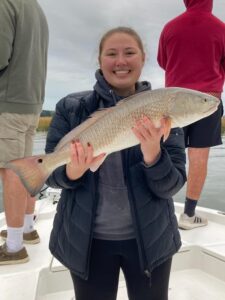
[99,33,145,97]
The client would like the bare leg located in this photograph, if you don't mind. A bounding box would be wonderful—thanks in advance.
[186,147,210,200]
[178,147,209,229]
[2,169,28,227]
[24,194,36,233]
[26,195,36,215]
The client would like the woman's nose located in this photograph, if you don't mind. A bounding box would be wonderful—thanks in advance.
[115,53,127,65]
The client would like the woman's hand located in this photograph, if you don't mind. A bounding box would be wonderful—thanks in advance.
[66,141,105,180]
[132,116,171,165]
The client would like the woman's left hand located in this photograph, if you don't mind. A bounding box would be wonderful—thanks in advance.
[132,116,171,165]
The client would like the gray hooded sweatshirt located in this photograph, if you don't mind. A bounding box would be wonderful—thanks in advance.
[0,0,49,114]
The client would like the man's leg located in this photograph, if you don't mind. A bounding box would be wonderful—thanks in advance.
[178,147,209,230]
[2,169,27,251]
[22,115,40,237]
[24,192,35,232]
[25,195,36,215]
[0,168,40,247]
[0,113,40,264]
[179,100,223,230]
[186,147,210,200]
[0,168,29,264]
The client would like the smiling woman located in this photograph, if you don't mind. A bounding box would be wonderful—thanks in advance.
[41,26,187,300]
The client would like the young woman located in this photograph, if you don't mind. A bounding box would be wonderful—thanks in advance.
[45,27,186,300]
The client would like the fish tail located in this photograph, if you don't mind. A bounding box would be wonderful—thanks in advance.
[4,154,52,197]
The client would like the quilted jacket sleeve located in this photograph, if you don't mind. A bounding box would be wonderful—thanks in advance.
[142,128,186,199]
[45,96,86,190]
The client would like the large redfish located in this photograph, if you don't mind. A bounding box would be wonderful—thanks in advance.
[4,87,220,196]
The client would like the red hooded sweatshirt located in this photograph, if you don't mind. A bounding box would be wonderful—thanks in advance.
[157,0,225,93]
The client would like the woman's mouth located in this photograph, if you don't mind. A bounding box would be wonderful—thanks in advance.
[113,70,131,75]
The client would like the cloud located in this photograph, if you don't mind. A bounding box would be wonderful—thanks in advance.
[39,0,225,110]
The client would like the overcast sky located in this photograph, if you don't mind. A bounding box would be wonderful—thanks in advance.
[38,0,225,110]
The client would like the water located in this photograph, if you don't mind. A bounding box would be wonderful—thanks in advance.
[174,139,225,212]
[0,133,225,213]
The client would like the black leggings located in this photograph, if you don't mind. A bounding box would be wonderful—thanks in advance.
[70,239,172,300]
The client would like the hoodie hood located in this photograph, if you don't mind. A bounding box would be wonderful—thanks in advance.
[183,0,213,12]
[93,69,151,107]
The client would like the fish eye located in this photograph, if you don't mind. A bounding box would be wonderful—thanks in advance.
[38,158,43,163]
[202,98,207,103]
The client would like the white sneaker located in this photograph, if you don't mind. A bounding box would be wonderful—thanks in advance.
[178,213,208,230]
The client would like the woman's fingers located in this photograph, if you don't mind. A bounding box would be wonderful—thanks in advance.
[76,141,86,164]
[70,141,78,165]
[132,124,145,142]
[133,116,170,142]
[70,140,105,167]
[133,117,157,141]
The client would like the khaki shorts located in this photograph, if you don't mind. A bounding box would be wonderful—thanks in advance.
[0,113,39,167]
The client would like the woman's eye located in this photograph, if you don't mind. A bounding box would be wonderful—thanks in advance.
[126,52,135,56]
[106,52,116,56]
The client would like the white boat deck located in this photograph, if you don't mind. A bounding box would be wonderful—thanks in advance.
[0,191,225,300]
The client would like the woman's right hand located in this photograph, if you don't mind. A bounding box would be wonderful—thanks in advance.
[66,141,106,180]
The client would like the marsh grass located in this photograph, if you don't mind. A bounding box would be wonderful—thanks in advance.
[37,116,52,132]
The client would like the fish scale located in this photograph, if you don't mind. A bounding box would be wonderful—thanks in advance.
[71,90,170,155]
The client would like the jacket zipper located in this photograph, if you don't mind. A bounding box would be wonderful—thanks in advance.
[84,174,99,280]
[122,150,151,281]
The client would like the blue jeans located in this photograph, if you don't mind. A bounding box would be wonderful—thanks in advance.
[70,239,172,300]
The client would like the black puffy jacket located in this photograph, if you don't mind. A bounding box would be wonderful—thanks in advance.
[45,70,186,280]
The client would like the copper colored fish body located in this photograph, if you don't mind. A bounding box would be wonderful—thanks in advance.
[4,87,220,196]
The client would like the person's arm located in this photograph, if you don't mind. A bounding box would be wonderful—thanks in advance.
[222,49,225,74]
[45,97,105,190]
[157,29,167,70]
[0,2,15,70]
[45,98,85,190]
[142,129,186,199]
[132,118,186,199]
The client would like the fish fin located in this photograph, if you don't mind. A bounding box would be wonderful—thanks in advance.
[163,117,172,142]
[4,154,53,197]
[89,155,107,172]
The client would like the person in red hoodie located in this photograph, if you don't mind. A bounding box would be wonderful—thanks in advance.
[157,0,225,230]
